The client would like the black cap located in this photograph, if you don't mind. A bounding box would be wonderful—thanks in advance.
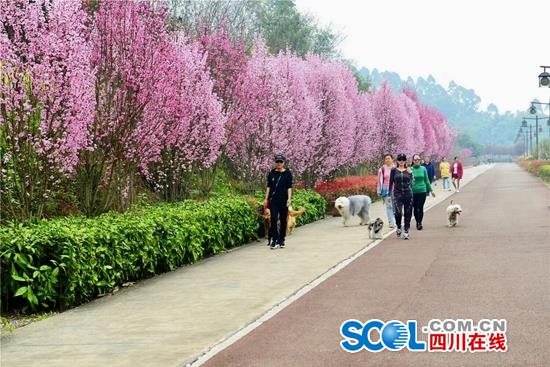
[274,154,285,162]
[396,153,407,161]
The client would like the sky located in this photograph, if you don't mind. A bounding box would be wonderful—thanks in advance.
[295,0,550,114]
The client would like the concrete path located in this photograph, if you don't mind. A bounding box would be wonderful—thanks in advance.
[1,165,493,367]
[202,163,550,367]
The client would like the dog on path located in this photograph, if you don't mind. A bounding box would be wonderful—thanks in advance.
[334,195,372,226]
[368,217,384,239]
[261,206,306,245]
[446,200,462,227]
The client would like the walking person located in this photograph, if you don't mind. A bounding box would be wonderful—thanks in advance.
[388,153,414,240]
[412,154,436,230]
[422,156,436,184]
[264,154,293,249]
[376,153,396,228]
[439,156,452,191]
[451,156,464,193]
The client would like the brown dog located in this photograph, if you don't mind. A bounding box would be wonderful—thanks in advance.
[261,206,306,245]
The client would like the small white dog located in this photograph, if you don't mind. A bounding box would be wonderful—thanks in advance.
[368,217,384,239]
[446,200,462,227]
[334,195,372,226]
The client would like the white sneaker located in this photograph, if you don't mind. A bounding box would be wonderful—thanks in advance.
[396,229,402,237]
[403,231,410,240]
[456,189,460,193]
[389,224,396,229]
[270,244,279,250]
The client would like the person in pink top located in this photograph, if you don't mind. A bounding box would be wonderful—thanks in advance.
[451,156,464,192]
[376,153,396,228]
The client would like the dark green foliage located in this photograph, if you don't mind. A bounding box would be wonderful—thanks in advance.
[168,0,342,59]
[1,196,258,313]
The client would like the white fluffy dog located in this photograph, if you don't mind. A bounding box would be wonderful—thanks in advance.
[446,200,463,227]
[335,195,372,226]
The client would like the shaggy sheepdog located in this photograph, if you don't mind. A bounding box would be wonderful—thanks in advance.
[334,195,372,226]
[446,200,463,227]
[368,217,384,239]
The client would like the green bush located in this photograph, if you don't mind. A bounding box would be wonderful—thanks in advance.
[290,189,327,225]
[539,165,550,182]
[0,196,258,313]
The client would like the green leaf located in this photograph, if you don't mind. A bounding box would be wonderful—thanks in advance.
[11,274,26,282]
[14,286,27,297]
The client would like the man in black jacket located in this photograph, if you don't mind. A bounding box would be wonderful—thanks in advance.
[264,154,293,249]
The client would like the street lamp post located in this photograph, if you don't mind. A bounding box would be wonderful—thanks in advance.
[528,100,550,159]
[518,127,527,157]
[539,66,550,87]
[525,130,529,158]
[516,127,526,157]
[522,115,549,159]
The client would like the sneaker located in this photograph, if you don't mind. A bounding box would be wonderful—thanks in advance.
[416,223,423,230]
[389,223,396,229]
[396,228,402,238]
[403,231,410,240]
[448,188,452,191]
[270,244,279,250]
[279,242,285,248]
[456,189,460,193]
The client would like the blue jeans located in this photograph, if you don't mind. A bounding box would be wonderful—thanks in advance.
[383,196,395,226]
[442,177,451,190]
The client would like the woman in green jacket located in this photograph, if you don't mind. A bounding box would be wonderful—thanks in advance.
[412,154,436,230]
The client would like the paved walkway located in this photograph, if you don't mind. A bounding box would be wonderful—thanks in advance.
[202,163,550,367]
[1,165,493,367]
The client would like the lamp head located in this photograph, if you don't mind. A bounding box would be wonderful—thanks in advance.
[539,70,550,87]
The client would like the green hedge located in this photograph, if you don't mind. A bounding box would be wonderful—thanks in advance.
[0,196,258,313]
[539,165,550,182]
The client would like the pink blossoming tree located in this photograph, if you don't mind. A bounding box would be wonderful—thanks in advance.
[460,147,472,158]
[144,36,226,201]
[371,82,414,159]
[196,27,248,193]
[224,44,288,190]
[0,0,94,220]
[302,55,358,185]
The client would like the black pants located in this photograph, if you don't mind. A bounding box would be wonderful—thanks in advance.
[413,192,427,225]
[269,200,288,244]
[393,191,413,231]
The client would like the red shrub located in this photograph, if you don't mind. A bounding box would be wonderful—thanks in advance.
[314,175,379,214]
[315,175,378,193]
[517,159,550,175]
